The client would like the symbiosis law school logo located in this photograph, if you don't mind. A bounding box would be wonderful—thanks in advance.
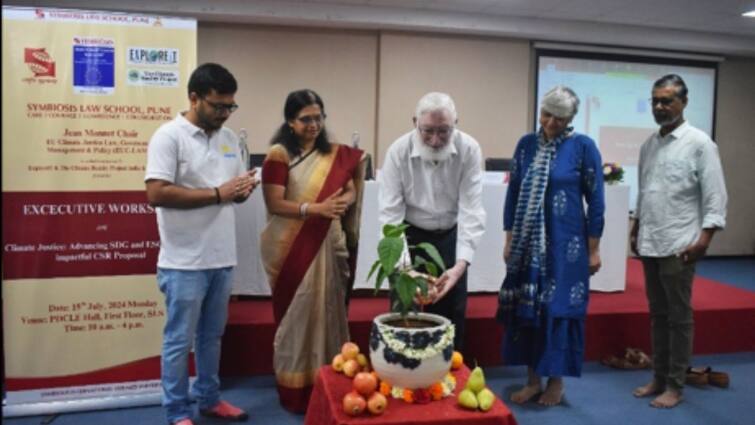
[73,36,115,95]
[23,48,57,83]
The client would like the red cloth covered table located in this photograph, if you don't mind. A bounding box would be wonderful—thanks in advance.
[304,365,518,425]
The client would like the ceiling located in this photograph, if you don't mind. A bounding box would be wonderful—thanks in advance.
[314,0,755,36]
[6,0,755,57]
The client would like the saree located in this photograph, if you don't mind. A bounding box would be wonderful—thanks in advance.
[260,143,365,413]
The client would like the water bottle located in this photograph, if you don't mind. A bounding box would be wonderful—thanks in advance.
[238,128,250,170]
[351,131,360,149]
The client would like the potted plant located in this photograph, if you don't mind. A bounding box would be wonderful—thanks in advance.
[366,224,456,389]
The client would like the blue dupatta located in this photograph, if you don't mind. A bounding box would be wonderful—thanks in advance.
[497,128,572,327]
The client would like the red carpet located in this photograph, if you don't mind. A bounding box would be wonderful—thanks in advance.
[220,259,755,377]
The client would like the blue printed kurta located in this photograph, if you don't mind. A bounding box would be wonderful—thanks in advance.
[498,132,605,377]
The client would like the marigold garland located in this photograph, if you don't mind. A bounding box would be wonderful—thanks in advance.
[381,372,457,403]
[379,381,392,396]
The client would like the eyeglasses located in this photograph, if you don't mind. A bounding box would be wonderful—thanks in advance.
[202,98,239,114]
[650,97,676,107]
[296,114,326,125]
[418,126,454,138]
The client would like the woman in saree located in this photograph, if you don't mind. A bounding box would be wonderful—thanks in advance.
[497,86,605,407]
[260,89,365,413]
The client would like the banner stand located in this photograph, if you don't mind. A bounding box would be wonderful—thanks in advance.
[4,391,161,418]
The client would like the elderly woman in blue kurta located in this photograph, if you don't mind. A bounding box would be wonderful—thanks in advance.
[497,86,605,406]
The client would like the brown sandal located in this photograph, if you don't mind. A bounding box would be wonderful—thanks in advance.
[601,348,652,370]
[709,370,730,388]
[685,366,710,386]
[685,366,730,388]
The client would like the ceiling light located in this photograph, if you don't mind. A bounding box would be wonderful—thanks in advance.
[743,10,755,17]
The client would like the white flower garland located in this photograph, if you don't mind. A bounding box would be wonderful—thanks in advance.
[388,372,457,400]
[376,324,455,360]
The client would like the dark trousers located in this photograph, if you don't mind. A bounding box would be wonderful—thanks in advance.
[403,223,468,350]
[641,256,696,391]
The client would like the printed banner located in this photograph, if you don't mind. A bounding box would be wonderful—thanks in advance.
[1,6,196,415]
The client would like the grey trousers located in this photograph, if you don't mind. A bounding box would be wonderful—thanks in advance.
[641,255,696,391]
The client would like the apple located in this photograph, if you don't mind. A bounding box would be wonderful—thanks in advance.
[331,353,345,372]
[343,359,360,378]
[343,391,367,416]
[341,342,360,361]
[367,392,387,415]
[353,371,378,397]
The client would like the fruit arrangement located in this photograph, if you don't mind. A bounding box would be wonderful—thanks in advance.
[457,365,497,412]
[334,342,388,416]
[335,342,479,415]
[332,341,371,378]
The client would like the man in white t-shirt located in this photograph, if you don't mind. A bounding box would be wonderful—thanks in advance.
[145,63,257,425]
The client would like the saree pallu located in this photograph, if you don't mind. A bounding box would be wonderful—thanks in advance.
[260,143,365,413]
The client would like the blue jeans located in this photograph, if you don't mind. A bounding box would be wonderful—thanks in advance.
[157,267,234,424]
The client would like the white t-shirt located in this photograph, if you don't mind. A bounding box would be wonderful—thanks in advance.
[145,113,245,270]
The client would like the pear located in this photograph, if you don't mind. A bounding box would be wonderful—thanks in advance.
[476,388,496,412]
[466,366,486,394]
[457,389,478,410]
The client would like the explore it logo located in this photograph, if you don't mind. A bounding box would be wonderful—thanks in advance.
[24,48,56,77]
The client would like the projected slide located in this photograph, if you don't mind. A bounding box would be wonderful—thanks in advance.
[536,54,716,211]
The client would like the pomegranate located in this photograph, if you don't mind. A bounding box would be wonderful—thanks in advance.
[352,371,378,397]
[343,391,367,416]
[367,392,388,415]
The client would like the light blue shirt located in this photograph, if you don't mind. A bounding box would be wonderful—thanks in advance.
[636,121,727,257]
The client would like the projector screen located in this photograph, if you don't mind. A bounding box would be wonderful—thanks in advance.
[535,50,718,211]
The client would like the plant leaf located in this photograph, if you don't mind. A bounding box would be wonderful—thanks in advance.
[417,276,428,296]
[424,261,438,277]
[417,242,446,272]
[413,256,428,268]
[411,256,438,277]
[366,259,381,281]
[395,273,417,315]
[378,236,404,272]
[382,224,397,237]
[374,267,388,293]
[383,223,409,238]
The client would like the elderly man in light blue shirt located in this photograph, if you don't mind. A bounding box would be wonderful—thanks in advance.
[631,74,727,409]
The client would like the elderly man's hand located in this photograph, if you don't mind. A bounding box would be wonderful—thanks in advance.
[431,260,467,304]
[414,275,439,306]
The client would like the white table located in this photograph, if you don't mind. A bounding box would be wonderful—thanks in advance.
[232,181,629,295]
